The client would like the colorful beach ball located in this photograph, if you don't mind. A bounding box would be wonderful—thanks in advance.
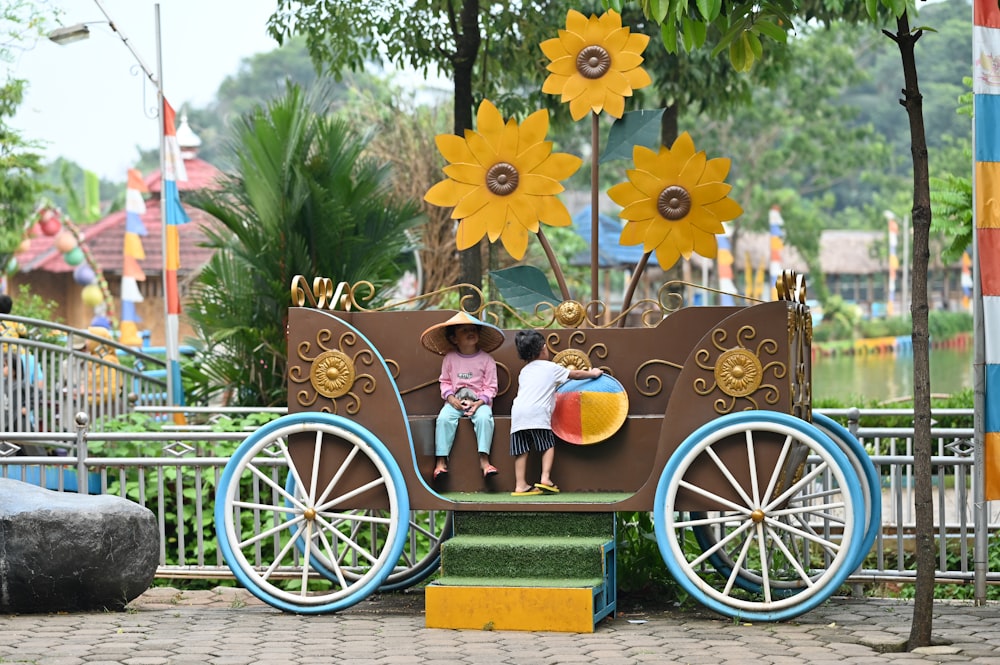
[552,373,629,445]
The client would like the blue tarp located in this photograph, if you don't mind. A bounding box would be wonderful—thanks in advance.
[570,206,651,267]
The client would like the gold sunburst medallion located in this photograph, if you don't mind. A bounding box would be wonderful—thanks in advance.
[310,350,355,398]
[714,348,762,398]
[553,349,591,371]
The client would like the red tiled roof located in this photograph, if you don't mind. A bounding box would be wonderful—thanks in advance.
[16,158,224,277]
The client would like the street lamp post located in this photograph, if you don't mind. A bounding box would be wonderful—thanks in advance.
[51,1,175,411]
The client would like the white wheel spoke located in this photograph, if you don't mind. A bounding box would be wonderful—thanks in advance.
[674,512,743,529]
[704,445,756,508]
[763,523,815,587]
[755,522,772,603]
[317,476,387,511]
[745,430,761,506]
[678,479,752,515]
[239,512,303,549]
[763,515,842,552]
[689,518,755,568]
[315,445,361,508]
[761,434,794,506]
[763,460,831,512]
[722,527,756,596]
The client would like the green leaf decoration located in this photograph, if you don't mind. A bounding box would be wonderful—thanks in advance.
[490,265,560,313]
[601,109,665,164]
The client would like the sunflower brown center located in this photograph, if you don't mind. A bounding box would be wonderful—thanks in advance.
[658,185,692,220]
[576,45,611,79]
[486,162,520,196]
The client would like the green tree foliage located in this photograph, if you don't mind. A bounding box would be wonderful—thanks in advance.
[185,83,421,406]
[0,77,41,266]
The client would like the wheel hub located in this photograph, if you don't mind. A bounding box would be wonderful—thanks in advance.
[303,506,317,521]
[750,508,765,523]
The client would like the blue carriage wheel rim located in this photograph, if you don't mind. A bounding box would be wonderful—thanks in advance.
[214,411,410,614]
[653,411,866,622]
[811,412,881,572]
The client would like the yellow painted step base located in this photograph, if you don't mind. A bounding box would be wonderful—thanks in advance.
[425,584,597,633]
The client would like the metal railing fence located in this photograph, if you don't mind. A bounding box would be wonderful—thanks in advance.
[1,405,996,592]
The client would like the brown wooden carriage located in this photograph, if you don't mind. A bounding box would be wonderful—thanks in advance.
[214,274,877,621]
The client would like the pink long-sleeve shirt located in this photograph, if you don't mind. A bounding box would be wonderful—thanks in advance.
[438,350,498,405]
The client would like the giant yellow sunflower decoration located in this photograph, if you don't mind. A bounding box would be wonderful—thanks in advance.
[424,99,582,260]
[540,9,652,121]
[608,132,743,270]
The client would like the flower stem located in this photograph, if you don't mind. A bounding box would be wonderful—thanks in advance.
[619,251,652,327]
[590,111,600,305]
[537,228,571,302]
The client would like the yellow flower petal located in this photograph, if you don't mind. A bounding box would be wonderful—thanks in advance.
[691,182,732,205]
[425,178,476,207]
[561,74,588,102]
[603,27,629,52]
[536,152,583,180]
[521,173,564,196]
[624,67,653,91]
[623,33,650,56]
[597,10,622,31]
[547,56,580,76]
[705,198,743,221]
[476,100,505,151]
[608,181,644,208]
[655,241,682,271]
[456,214,488,250]
[613,50,644,71]
[466,131,498,165]
[518,142,554,172]
[621,197,658,222]
[603,88,626,118]
[569,95,592,121]
[703,157,732,182]
[540,37,568,60]
[542,74,569,96]
[670,132,696,162]
[677,151,708,189]
[687,207,726,235]
[501,217,531,260]
[435,134,476,165]
[518,110,550,150]
[451,187,492,220]
[444,163,487,185]
[600,69,632,97]
[507,195,540,234]
[620,219,652,246]
[631,146,660,174]
[692,229,719,258]
[536,195,573,227]
[626,169,666,198]
[565,9,588,34]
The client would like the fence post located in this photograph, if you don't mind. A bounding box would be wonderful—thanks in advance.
[74,411,89,495]
[847,407,860,439]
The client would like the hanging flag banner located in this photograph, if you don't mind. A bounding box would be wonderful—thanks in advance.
[768,205,785,301]
[973,0,1000,500]
[717,223,735,306]
[887,212,899,317]
[163,99,190,418]
[120,168,148,347]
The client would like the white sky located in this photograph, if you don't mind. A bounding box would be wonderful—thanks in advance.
[7,1,280,180]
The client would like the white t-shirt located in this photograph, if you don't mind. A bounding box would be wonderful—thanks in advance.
[510,359,571,433]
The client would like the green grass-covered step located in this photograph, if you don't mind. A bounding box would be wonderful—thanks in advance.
[453,511,614,539]
[432,576,605,588]
[440,535,612,579]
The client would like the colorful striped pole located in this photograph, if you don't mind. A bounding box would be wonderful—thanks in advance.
[120,169,148,347]
[162,99,190,421]
[974,0,1000,501]
[767,206,784,301]
[717,223,735,305]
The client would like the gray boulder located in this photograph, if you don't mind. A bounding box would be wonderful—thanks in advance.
[0,478,159,612]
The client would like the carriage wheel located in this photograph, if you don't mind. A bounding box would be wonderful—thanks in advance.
[286,496,452,591]
[215,412,409,614]
[654,411,865,622]
[688,414,880,596]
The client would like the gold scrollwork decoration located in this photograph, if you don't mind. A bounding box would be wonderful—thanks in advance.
[634,358,683,397]
[310,350,355,398]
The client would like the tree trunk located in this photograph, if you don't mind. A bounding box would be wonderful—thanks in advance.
[890,13,934,649]
[452,0,482,310]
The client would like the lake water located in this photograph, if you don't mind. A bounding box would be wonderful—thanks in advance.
[811,346,974,403]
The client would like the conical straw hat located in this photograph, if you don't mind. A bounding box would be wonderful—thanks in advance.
[420,311,506,355]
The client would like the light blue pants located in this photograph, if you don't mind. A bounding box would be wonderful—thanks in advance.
[435,403,493,457]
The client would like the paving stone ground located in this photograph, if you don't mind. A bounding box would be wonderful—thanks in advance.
[1,588,998,664]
